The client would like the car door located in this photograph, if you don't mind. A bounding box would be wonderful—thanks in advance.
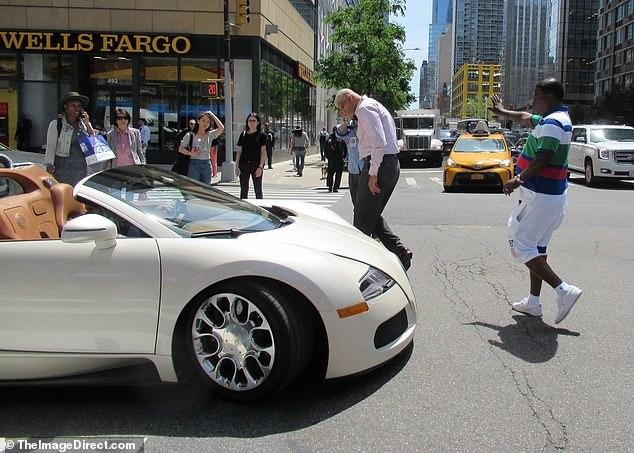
[569,127,586,171]
[0,236,160,354]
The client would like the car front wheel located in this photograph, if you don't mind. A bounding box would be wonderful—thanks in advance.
[181,281,313,402]
[584,160,596,185]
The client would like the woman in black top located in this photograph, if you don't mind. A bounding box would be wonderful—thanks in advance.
[235,112,267,199]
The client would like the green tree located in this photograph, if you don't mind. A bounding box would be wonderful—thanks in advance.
[593,85,634,124]
[315,0,415,113]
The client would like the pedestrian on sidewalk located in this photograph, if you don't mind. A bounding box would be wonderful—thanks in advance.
[288,125,309,177]
[334,88,413,270]
[45,91,97,186]
[319,127,329,161]
[326,127,346,192]
[235,112,266,199]
[138,118,151,160]
[264,122,275,169]
[336,115,362,204]
[106,109,144,169]
[15,113,32,151]
[178,110,224,184]
[489,78,582,324]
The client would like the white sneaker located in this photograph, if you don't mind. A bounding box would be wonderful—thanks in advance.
[554,285,582,324]
[512,297,543,317]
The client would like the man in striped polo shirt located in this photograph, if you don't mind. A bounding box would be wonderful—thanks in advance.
[490,79,582,324]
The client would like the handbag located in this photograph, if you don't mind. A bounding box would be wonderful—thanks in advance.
[172,133,193,175]
[78,134,116,166]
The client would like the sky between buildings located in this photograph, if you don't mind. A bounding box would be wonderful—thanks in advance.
[392,2,433,109]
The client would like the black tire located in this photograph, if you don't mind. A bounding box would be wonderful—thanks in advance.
[444,185,454,193]
[584,159,596,186]
[178,280,313,403]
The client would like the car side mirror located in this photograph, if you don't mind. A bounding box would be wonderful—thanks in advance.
[575,136,586,143]
[62,214,118,249]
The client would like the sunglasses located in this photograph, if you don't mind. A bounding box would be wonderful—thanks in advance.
[116,116,129,120]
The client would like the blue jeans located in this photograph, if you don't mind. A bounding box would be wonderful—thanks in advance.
[293,148,306,173]
[188,159,212,184]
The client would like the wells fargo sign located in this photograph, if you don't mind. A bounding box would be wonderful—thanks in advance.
[0,31,191,55]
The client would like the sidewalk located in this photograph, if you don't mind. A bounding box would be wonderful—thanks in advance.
[212,146,349,191]
[2,147,348,191]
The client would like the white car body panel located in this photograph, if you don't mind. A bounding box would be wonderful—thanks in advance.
[0,239,160,353]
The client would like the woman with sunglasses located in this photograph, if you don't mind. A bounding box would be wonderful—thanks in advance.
[235,112,266,199]
[177,110,224,184]
[105,109,145,168]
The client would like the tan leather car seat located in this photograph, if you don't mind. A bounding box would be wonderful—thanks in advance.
[50,183,87,231]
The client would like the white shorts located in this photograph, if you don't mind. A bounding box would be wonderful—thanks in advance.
[507,186,567,264]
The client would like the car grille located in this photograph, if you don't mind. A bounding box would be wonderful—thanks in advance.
[407,136,430,150]
[614,151,634,163]
[374,308,408,349]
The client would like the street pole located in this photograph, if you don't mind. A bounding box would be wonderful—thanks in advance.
[221,0,236,182]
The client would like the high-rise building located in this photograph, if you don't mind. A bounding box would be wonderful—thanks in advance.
[452,0,505,72]
[545,0,597,105]
[596,0,634,98]
[503,0,549,109]
[427,0,453,104]
[436,24,453,112]
[419,61,431,108]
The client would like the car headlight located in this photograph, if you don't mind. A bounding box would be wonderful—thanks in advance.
[431,139,443,150]
[359,266,395,300]
[498,159,511,167]
[446,157,457,167]
[598,149,610,159]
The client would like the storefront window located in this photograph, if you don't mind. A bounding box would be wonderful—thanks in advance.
[0,55,17,78]
[22,54,58,81]
[259,61,315,149]
[141,57,180,163]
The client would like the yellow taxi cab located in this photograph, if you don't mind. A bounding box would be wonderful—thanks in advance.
[443,121,514,192]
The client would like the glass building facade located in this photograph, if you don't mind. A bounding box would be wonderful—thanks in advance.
[503,0,549,109]
[545,0,598,104]
[596,0,634,97]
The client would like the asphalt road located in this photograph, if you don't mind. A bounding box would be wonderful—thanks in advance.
[1,162,632,452]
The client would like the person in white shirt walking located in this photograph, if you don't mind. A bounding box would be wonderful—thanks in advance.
[138,118,151,160]
[335,88,413,270]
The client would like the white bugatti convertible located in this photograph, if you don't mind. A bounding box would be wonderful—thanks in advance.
[0,160,416,402]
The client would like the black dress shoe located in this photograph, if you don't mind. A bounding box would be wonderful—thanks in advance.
[396,247,413,270]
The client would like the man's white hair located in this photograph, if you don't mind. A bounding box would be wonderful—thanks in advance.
[334,88,357,108]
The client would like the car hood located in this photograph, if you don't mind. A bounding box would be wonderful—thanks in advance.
[449,152,510,168]
[245,200,405,276]
[593,140,634,150]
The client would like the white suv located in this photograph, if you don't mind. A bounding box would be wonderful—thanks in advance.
[569,125,634,185]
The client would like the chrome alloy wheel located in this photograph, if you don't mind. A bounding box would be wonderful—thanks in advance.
[192,292,275,391]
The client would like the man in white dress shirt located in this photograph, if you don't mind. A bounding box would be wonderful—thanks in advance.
[138,118,151,160]
[335,88,412,270]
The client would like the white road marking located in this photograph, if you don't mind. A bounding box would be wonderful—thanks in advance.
[406,177,419,189]
[401,169,443,174]
[430,177,443,186]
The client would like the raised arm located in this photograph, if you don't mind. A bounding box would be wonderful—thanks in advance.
[488,94,533,128]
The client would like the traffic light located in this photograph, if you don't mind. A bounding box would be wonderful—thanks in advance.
[237,0,250,26]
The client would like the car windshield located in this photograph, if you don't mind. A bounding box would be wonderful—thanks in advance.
[439,130,458,139]
[589,128,634,142]
[453,138,506,153]
[401,117,434,129]
[83,165,284,237]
